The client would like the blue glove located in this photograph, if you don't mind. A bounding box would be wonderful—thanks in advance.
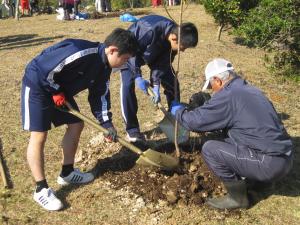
[135,77,149,94]
[151,85,161,104]
[171,101,184,116]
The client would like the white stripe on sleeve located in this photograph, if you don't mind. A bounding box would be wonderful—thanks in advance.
[24,86,30,130]
[47,47,99,90]
[120,73,127,123]
[101,81,110,122]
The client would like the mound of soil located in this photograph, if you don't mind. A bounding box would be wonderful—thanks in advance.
[79,133,226,206]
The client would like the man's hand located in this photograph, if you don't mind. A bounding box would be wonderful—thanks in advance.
[52,92,66,107]
[151,85,161,104]
[170,100,185,116]
[104,126,117,142]
[135,76,150,94]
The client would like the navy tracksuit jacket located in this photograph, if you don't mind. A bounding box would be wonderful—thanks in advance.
[176,76,293,181]
[22,39,113,129]
[120,15,179,134]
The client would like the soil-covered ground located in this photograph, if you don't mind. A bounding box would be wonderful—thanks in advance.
[80,132,224,207]
[0,4,299,225]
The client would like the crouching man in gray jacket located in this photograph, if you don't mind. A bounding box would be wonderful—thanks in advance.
[171,58,293,209]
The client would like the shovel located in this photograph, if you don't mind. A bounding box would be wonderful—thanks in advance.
[0,149,9,188]
[147,88,189,144]
[63,102,179,170]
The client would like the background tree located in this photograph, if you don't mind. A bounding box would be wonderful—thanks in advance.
[202,0,259,40]
[234,0,300,79]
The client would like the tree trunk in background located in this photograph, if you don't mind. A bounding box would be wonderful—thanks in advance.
[128,0,134,9]
[217,24,224,41]
[15,0,19,20]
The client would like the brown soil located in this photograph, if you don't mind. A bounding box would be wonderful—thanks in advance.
[79,132,225,207]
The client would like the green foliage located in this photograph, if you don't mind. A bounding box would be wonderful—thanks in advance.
[234,0,300,78]
[111,0,151,10]
[111,0,130,10]
[47,0,59,8]
[201,0,255,27]
[201,0,259,40]
[189,0,204,4]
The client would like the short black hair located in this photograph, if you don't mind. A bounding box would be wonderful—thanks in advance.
[104,28,139,56]
[188,91,211,111]
[171,23,198,48]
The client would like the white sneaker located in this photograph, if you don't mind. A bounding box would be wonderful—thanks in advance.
[33,188,63,211]
[126,132,146,143]
[57,168,94,186]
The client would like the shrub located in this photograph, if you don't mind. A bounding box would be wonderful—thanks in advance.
[202,0,259,40]
[111,0,130,10]
[234,0,300,79]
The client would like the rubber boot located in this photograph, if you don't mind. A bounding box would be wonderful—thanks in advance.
[246,179,274,193]
[207,180,249,209]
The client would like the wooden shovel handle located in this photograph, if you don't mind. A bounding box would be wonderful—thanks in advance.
[64,102,144,156]
[147,87,174,122]
[0,149,8,188]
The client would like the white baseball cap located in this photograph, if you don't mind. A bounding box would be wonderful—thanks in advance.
[202,58,234,91]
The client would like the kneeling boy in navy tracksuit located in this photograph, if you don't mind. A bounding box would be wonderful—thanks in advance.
[21,28,138,211]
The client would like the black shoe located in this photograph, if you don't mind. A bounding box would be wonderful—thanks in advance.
[207,180,249,209]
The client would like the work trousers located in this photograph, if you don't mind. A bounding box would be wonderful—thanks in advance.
[202,140,293,182]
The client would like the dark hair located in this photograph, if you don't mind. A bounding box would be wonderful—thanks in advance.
[171,22,198,48]
[104,28,139,56]
[188,91,211,111]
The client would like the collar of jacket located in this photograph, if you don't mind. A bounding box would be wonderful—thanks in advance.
[99,44,110,69]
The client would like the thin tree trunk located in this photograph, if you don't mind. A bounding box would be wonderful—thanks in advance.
[217,23,224,41]
[15,0,19,20]
[129,0,134,9]
[174,0,184,158]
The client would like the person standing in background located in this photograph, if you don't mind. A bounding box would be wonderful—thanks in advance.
[73,0,80,15]
[20,0,30,15]
[152,0,161,7]
[62,0,73,20]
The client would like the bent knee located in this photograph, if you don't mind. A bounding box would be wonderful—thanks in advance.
[201,140,223,161]
[202,140,217,154]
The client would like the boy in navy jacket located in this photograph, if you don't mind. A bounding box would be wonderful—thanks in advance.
[21,28,138,211]
[120,15,198,142]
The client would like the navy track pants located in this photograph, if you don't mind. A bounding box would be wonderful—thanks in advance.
[120,67,180,134]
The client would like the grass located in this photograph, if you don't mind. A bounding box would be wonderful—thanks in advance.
[0,4,299,225]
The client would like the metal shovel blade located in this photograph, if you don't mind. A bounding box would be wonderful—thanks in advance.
[158,113,190,144]
[137,149,179,169]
